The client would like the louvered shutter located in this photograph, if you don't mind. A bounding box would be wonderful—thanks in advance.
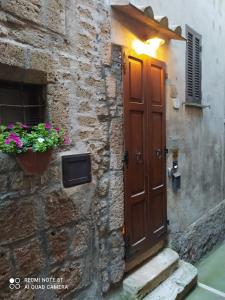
[186,25,202,103]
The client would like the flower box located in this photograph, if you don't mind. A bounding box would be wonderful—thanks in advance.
[16,148,53,175]
[0,122,69,175]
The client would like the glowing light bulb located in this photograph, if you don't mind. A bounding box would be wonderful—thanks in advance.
[132,38,165,57]
[132,40,146,55]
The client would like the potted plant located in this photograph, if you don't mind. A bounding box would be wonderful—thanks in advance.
[0,122,69,175]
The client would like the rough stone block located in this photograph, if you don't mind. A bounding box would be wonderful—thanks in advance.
[47,83,70,129]
[76,86,92,99]
[110,231,124,249]
[77,5,93,20]
[8,171,30,191]
[40,163,61,187]
[78,115,97,127]
[0,199,36,245]
[70,222,89,258]
[47,229,70,264]
[96,105,109,122]
[0,154,17,173]
[78,101,92,113]
[14,238,44,277]
[110,260,124,284]
[102,43,112,66]
[46,0,66,35]
[0,174,8,194]
[2,0,43,26]
[30,50,57,74]
[12,27,47,50]
[109,172,124,231]
[0,41,25,67]
[106,73,116,98]
[51,262,83,296]
[0,287,36,300]
[96,175,109,198]
[110,118,123,170]
[80,125,108,144]
[0,248,11,289]
[109,232,125,284]
[0,25,8,37]
[59,53,71,68]
[44,190,78,228]
[101,270,110,293]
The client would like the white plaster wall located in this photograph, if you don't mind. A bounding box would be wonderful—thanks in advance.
[111,0,225,233]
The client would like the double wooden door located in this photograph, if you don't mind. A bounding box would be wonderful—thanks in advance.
[123,49,167,267]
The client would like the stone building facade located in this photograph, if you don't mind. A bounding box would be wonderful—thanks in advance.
[0,0,224,299]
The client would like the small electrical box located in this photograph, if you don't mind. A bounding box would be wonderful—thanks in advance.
[172,171,181,193]
[62,153,92,188]
[168,159,181,193]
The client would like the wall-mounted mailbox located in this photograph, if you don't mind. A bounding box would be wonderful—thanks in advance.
[62,153,92,188]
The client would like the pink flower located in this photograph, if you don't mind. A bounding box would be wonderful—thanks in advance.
[7,123,14,129]
[45,122,52,129]
[21,124,29,129]
[5,133,23,148]
[64,136,70,145]
[55,127,60,133]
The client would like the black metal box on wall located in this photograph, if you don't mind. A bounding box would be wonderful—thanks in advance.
[62,153,92,188]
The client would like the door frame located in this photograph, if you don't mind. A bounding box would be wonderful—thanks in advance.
[122,48,167,271]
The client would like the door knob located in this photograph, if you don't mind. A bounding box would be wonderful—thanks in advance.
[135,152,142,161]
[155,149,162,158]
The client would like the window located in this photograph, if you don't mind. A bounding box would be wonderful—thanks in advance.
[186,25,202,103]
[0,81,46,126]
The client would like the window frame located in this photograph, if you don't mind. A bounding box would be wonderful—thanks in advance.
[185,25,202,104]
[0,80,46,126]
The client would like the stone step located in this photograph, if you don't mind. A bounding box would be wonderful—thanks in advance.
[143,260,198,300]
[123,248,179,299]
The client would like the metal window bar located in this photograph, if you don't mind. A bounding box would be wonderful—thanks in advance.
[0,81,45,125]
[19,82,26,124]
[0,104,45,108]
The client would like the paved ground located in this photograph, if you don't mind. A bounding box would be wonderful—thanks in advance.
[186,241,225,299]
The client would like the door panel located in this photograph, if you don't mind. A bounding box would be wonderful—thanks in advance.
[149,58,167,241]
[129,58,143,102]
[124,49,167,265]
[151,64,163,105]
[152,112,163,188]
[130,111,145,194]
[151,192,165,233]
[131,199,147,244]
[124,51,149,258]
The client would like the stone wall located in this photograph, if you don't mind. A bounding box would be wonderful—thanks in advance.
[169,199,225,264]
[0,1,124,299]
[1,0,225,299]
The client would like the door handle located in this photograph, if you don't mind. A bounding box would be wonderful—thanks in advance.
[135,151,142,161]
[155,148,162,159]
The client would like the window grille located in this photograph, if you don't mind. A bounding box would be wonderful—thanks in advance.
[0,81,46,126]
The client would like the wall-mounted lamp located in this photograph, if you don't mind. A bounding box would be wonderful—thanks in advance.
[132,37,165,57]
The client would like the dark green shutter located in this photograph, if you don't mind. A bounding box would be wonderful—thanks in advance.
[186,25,202,103]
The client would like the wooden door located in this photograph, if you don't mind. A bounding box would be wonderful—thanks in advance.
[123,49,167,267]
